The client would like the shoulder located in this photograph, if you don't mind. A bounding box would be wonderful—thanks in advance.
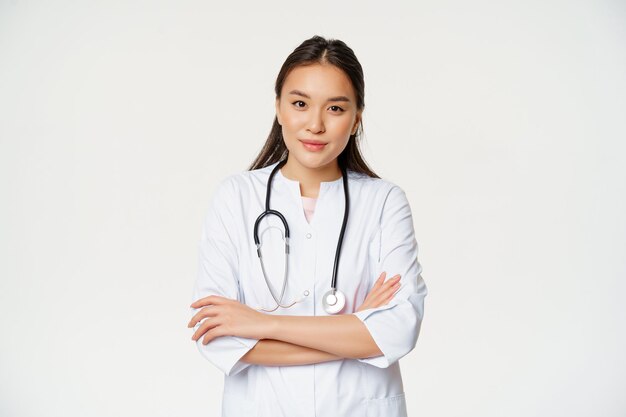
[209,163,275,202]
[347,172,413,233]
[207,173,239,203]
[347,170,408,204]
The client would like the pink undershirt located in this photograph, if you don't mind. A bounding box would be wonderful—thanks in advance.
[301,196,317,223]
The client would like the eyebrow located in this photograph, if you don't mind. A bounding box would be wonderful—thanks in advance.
[288,89,351,103]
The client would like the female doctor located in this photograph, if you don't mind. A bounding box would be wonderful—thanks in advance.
[187,35,428,417]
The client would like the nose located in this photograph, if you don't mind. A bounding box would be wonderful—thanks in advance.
[306,108,325,134]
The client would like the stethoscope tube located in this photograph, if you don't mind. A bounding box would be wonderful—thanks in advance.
[331,163,349,291]
[253,158,349,314]
[252,160,291,311]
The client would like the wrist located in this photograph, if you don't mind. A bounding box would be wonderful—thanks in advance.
[263,314,280,340]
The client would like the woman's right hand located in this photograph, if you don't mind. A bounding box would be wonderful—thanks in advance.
[355,272,401,312]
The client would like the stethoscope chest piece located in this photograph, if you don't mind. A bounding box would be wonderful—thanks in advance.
[322,289,346,314]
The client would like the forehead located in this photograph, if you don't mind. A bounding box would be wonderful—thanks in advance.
[282,64,355,100]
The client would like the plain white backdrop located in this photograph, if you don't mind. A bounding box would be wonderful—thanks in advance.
[1,1,625,416]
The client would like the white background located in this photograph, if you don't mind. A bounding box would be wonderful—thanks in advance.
[1,1,625,416]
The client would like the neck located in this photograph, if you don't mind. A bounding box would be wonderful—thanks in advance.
[280,157,342,198]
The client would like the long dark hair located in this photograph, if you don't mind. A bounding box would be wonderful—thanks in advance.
[247,35,379,178]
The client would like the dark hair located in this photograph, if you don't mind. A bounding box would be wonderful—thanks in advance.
[247,35,379,178]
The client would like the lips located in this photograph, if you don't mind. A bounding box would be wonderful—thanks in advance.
[299,139,327,152]
[300,139,327,145]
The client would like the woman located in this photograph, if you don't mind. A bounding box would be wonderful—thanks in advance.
[188,35,428,417]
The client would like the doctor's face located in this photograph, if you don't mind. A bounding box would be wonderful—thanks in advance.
[275,63,361,174]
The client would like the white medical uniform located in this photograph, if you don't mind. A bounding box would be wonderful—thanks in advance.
[191,161,428,417]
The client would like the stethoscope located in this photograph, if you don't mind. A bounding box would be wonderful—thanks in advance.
[253,158,349,314]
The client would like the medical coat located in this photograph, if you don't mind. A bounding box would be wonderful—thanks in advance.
[190,161,428,417]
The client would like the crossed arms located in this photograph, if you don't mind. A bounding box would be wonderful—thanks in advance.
[188,272,402,367]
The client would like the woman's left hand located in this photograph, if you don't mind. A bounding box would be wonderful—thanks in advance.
[188,295,271,345]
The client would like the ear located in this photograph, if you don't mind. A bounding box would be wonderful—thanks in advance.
[351,111,362,135]
[275,97,282,126]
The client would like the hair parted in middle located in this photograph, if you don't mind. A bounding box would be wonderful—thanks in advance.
[248,35,379,178]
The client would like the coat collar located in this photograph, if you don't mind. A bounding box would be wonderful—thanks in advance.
[267,160,346,201]
[258,161,352,231]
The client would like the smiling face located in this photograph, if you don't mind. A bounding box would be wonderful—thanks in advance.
[275,63,362,179]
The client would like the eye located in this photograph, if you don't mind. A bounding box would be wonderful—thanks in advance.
[329,105,345,113]
[292,100,306,108]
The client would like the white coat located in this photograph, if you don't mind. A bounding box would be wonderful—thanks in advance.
[190,160,428,417]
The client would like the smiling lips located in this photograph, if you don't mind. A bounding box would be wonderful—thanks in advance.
[300,139,327,152]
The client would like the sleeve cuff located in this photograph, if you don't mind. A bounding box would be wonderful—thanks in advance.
[353,294,424,368]
[195,333,260,376]
[353,303,397,368]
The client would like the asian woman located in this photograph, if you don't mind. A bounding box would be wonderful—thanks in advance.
[188,35,428,417]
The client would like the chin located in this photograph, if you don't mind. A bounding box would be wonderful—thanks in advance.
[292,153,333,169]
[294,159,324,170]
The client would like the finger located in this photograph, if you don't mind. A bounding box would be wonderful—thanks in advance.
[383,274,401,286]
[369,275,400,300]
[377,275,400,293]
[362,274,384,305]
[188,306,213,328]
[190,295,223,308]
[190,295,227,309]
[372,272,386,291]
[371,286,398,308]
[378,297,391,307]
[383,281,402,297]
[384,285,403,303]
[359,273,398,311]
[386,283,403,300]
[191,317,220,341]
[188,306,218,328]
[368,273,396,299]
[370,281,401,306]
[202,327,224,345]
[357,301,371,312]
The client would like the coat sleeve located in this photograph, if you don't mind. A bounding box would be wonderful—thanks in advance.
[190,177,259,376]
[352,185,428,368]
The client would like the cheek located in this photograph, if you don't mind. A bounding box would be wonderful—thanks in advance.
[281,111,307,132]
[328,116,354,135]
